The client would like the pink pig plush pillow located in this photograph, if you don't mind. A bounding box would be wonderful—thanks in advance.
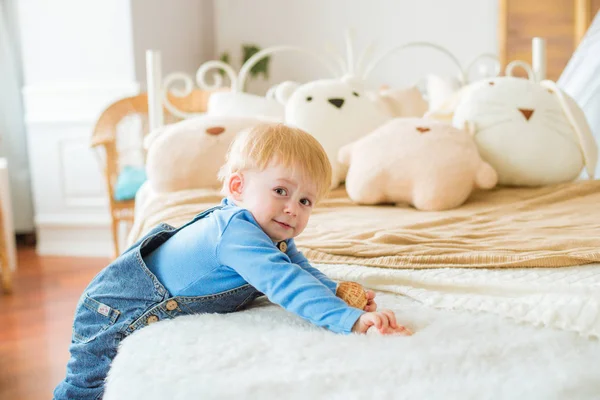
[338,118,498,211]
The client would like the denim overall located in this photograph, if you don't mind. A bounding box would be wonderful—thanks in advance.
[53,206,263,400]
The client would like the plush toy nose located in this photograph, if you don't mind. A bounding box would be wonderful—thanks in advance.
[328,98,345,109]
[205,126,225,135]
[518,108,534,121]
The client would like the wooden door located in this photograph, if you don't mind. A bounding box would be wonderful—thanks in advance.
[499,0,600,80]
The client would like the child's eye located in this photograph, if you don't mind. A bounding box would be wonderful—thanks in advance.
[300,198,312,207]
[274,188,287,196]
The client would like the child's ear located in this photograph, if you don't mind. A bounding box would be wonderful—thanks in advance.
[227,172,244,201]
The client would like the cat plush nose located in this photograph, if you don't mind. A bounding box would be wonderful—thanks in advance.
[328,98,345,109]
[518,108,534,121]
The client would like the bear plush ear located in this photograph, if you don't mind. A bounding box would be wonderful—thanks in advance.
[341,74,366,91]
[541,80,598,179]
[273,81,301,105]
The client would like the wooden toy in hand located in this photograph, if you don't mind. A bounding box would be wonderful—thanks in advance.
[336,281,368,309]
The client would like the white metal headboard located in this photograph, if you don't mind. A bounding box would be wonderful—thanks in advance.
[145,32,547,131]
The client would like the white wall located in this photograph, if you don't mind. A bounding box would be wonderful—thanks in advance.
[17,0,139,256]
[16,0,215,256]
[18,0,136,86]
[214,0,498,94]
[130,0,215,88]
[0,0,34,233]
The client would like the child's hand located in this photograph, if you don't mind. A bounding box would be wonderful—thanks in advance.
[352,310,412,336]
[364,290,377,311]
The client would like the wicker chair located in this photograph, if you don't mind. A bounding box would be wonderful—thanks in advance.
[0,201,11,294]
[91,89,221,258]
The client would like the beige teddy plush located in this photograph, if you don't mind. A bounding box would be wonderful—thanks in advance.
[144,115,262,193]
[338,118,498,211]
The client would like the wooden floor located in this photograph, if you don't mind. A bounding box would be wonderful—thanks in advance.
[0,245,109,400]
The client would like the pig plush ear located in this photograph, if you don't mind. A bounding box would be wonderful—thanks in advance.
[272,81,301,105]
[143,126,168,150]
[541,80,598,179]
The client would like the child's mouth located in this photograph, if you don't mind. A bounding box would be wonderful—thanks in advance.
[275,220,293,229]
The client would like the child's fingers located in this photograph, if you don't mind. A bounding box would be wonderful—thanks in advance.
[381,309,398,329]
[373,314,383,329]
[396,326,413,336]
[365,302,377,312]
[360,313,377,331]
[366,290,376,300]
[364,297,377,311]
[377,313,390,332]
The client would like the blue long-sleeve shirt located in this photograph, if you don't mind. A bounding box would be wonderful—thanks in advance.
[143,198,364,334]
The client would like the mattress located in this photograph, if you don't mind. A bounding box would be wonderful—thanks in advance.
[104,262,600,399]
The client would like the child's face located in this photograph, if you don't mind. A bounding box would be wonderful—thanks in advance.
[232,163,317,242]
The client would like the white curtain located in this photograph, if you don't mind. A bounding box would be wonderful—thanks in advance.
[0,0,34,232]
[558,10,600,179]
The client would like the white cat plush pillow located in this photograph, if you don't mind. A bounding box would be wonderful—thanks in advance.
[275,75,390,188]
[452,77,598,186]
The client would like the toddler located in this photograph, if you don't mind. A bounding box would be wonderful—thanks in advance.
[53,123,410,399]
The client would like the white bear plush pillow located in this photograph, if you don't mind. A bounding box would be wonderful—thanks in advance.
[275,75,390,188]
[452,77,598,186]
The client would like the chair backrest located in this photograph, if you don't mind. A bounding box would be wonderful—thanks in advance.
[91,93,149,202]
[90,89,219,203]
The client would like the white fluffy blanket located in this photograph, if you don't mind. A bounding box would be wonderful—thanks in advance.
[318,262,600,339]
[104,264,600,400]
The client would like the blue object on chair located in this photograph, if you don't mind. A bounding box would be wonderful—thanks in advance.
[114,165,147,201]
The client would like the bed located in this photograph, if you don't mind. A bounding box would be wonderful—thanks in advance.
[103,34,600,399]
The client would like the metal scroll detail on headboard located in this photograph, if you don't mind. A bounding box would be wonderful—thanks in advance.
[150,30,510,123]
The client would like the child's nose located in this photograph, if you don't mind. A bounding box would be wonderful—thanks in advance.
[284,202,298,216]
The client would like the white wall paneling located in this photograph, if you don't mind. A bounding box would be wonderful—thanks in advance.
[23,83,140,256]
[17,0,215,257]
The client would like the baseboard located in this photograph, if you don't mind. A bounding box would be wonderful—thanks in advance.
[34,214,114,257]
[36,225,113,257]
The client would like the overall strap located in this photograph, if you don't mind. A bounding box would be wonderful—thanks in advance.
[177,205,225,231]
[138,205,225,257]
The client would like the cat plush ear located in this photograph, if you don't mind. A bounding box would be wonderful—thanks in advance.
[541,80,598,179]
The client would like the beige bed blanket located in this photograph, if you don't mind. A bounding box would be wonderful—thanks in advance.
[128,180,600,269]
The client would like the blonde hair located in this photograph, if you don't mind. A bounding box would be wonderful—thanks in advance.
[218,123,332,201]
